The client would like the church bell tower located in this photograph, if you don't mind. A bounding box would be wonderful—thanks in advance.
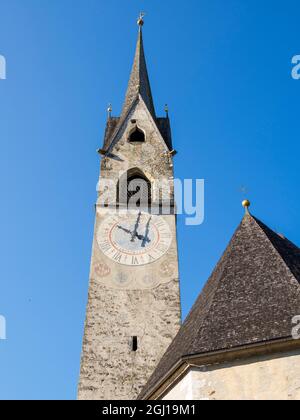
[78,16,181,400]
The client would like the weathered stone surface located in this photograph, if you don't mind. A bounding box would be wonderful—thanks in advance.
[78,89,181,400]
[78,279,181,400]
[162,350,300,400]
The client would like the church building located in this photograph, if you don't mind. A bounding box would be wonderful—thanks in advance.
[78,16,300,401]
[140,203,300,400]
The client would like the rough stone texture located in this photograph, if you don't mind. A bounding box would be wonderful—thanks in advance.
[79,280,180,400]
[162,350,300,400]
[78,80,181,398]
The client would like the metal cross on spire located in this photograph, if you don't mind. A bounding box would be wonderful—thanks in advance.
[137,12,145,27]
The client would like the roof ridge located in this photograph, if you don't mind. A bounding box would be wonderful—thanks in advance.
[250,214,300,285]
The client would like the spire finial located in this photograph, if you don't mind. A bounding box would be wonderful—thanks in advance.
[137,12,145,27]
[242,199,251,213]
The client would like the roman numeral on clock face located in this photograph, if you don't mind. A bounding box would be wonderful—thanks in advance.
[131,256,139,265]
[113,252,122,263]
[99,241,112,252]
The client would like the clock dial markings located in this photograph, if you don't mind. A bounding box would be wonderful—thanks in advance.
[147,254,155,263]
[97,213,172,266]
[113,251,123,263]
[132,256,139,265]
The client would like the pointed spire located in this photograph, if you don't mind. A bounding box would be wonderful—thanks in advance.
[121,14,156,119]
[102,15,173,152]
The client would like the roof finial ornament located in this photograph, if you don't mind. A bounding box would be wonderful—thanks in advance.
[137,12,145,27]
[107,103,112,119]
[242,199,251,213]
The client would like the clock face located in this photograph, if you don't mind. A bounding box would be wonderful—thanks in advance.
[97,212,172,266]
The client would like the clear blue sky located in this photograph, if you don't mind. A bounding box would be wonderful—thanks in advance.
[0,0,300,400]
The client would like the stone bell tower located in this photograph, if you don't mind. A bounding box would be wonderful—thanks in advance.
[78,15,181,400]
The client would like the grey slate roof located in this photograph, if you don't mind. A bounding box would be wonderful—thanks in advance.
[121,27,155,120]
[102,27,173,151]
[139,212,300,399]
[156,118,173,151]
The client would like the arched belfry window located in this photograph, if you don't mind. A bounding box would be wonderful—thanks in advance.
[128,127,145,143]
[118,170,151,207]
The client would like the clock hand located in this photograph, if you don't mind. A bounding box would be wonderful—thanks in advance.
[117,224,150,244]
[136,233,151,243]
[131,212,142,243]
[141,217,152,248]
[117,225,133,236]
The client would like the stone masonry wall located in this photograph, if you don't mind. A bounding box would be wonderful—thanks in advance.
[78,279,181,400]
[78,100,182,400]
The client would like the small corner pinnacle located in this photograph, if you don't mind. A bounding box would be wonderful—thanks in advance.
[165,104,169,117]
[107,103,112,119]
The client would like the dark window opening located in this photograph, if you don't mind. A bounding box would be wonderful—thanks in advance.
[126,175,151,206]
[117,171,152,207]
[132,336,138,352]
[129,127,145,143]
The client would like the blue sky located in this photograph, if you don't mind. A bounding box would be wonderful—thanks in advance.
[0,0,300,400]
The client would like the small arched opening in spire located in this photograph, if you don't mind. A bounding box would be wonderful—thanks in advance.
[117,169,151,207]
[128,126,145,143]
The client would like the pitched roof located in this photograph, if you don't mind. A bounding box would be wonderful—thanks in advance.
[121,27,155,120]
[139,212,300,399]
[156,118,173,151]
[103,117,120,150]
